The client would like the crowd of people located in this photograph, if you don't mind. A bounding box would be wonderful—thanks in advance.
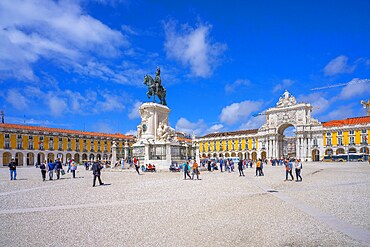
[6,155,305,185]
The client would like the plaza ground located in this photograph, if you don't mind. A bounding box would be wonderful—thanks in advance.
[0,162,369,246]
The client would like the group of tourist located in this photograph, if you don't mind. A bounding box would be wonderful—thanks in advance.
[182,160,200,180]
[6,157,105,187]
[284,158,303,182]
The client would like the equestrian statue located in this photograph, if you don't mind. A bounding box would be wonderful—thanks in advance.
[143,66,167,105]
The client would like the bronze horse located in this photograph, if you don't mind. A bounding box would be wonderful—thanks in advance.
[144,75,167,105]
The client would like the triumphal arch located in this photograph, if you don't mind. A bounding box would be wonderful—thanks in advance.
[257,91,322,160]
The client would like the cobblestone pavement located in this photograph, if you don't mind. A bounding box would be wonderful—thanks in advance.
[0,162,369,247]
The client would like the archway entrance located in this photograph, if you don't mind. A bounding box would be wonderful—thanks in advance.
[15,152,23,166]
[37,153,45,165]
[261,151,266,160]
[278,124,296,159]
[312,150,320,161]
[2,152,11,166]
[251,152,257,161]
[27,152,35,166]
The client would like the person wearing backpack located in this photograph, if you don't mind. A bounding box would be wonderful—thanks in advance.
[55,159,63,179]
[40,160,47,181]
[183,161,191,180]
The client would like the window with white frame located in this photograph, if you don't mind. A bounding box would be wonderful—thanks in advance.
[337,137,343,146]
[349,136,355,144]
[349,130,355,135]
[327,138,332,146]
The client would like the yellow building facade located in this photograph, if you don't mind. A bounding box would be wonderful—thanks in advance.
[0,123,135,166]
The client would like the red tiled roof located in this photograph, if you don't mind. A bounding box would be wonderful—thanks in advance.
[178,137,192,143]
[0,123,135,140]
[200,129,259,138]
[323,116,370,127]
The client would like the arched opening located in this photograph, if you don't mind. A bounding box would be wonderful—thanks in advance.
[246,153,250,160]
[15,152,23,166]
[360,147,369,154]
[213,153,217,157]
[89,153,95,161]
[231,152,236,157]
[27,152,35,166]
[37,152,45,165]
[278,124,296,159]
[336,148,345,155]
[74,153,80,163]
[57,153,63,161]
[2,152,11,166]
[97,154,101,161]
[66,153,72,161]
[261,151,266,160]
[349,148,357,153]
[225,153,230,157]
[325,149,333,155]
[47,153,54,163]
[251,152,257,161]
[238,152,243,159]
[202,153,207,158]
[312,150,320,161]
[82,153,88,161]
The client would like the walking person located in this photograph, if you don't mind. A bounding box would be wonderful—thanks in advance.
[8,158,17,180]
[70,159,77,178]
[183,161,191,180]
[219,158,224,172]
[40,160,47,181]
[191,160,200,180]
[134,157,140,175]
[284,159,294,181]
[238,159,245,176]
[260,159,264,176]
[92,162,104,187]
[294,159,302,182]
[256,159,261,176]
[55,159,63,179]
[47,161,55,180]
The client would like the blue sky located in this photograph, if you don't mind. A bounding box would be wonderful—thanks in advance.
[1,0,369,136]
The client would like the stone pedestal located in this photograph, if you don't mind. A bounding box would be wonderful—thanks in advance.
[133,102,186,170]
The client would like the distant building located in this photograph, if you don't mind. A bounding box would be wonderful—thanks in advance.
[195,91,370,161]
[0,124,135,166]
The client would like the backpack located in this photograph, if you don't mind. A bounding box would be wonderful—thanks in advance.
[40,164,46,170]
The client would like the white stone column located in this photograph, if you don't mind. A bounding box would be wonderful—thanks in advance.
[111,141,117,169]
[124,141,129,159]
[195,143,200,164]
[23,154,27,166]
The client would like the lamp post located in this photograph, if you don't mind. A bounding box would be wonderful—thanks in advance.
[361,100,370,116]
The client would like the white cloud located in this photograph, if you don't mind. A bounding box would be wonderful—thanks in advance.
[0,0,128,81]
[175,117,207,136]
[338,78,370,100]
[164,21,227,78]
[220,100,263,125]
[48,96,67,117]
[323,55,356,76]
[225,79,250,93]
[273,79,295,93]
[206,124,224,133]
[297,92,330,115]
[128,101,142,120]
[125,129,137,136]
[239,115,265,130]
[325,105,357,121]
[5,89,28,110]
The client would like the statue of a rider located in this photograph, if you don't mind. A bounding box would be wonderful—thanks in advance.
[154,66,162,93]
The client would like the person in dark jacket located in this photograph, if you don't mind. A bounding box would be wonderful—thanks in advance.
[55,159,63,179]
[238,160,245,176]
[92,162,104,187]
[8,158,17,180]
[48,161,56,180]
[40,160,47,181]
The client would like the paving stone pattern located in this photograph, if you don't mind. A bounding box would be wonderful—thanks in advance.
[0,162,369,246]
